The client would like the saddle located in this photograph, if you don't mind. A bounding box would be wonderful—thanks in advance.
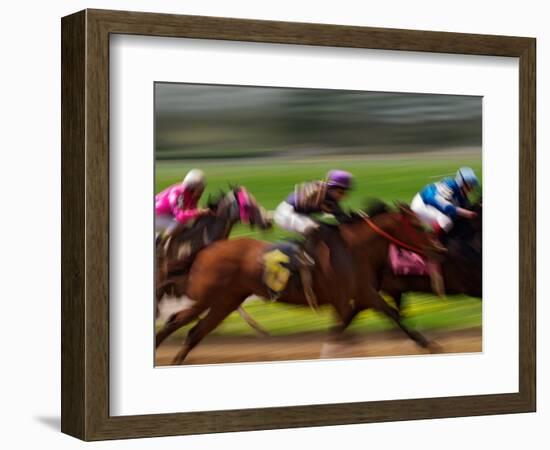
[388,244,445,297]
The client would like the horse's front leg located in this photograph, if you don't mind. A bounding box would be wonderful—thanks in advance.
[320,297,361,359]
[328,302,360,340]
[360,287,440,353]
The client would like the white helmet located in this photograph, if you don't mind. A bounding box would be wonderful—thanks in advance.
[182,169,206,189]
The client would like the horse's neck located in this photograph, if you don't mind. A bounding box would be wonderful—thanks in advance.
[448,217,481,245]
[449,220,471,239]
[340,215,393,265]
[446,232,482,263]
[205,217,235,241]
[342,214,396,247]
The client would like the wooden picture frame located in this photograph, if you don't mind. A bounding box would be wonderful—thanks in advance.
[61,9,536,441]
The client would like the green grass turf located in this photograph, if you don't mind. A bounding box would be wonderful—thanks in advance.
[156,154,481,241]
[156,153,482,337]
[164,295,481,338]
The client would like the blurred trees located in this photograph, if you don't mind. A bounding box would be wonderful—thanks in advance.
[155,83,481,160]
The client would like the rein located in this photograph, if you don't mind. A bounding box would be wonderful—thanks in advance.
[363,215,426,255]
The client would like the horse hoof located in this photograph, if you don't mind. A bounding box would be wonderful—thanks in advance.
[171,351,188,365]
[426,341,443,353]
[320,341,343,359]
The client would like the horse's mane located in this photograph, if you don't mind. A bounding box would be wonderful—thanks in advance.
[363,198,392,217]
[342,199,393,224]
[206,190,224,210]
[206,185,242,210]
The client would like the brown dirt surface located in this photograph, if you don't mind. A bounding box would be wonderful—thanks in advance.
[155,327,482,366]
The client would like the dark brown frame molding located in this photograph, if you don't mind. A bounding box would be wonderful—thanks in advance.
[61,9,536,441]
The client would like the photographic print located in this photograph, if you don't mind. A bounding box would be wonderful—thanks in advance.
[61,11,535,439]
[154,83,482,366]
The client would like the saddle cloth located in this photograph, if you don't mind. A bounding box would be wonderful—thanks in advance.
[262,241,302,296]
[388,243,429,276]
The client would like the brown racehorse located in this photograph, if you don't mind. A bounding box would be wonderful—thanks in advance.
[380,202,482,315]
[156,204,445,365]
[155,186,272,313]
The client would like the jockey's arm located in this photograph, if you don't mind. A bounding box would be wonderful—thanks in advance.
[169,192,204,224]
[422,185,458,218]
[173,207,203,224]
[455,207,477,219]
[426,191,476,220]
[173,204,212,223]
[322,199,350,223]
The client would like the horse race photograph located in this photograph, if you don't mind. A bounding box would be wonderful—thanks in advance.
[153,82,482,366]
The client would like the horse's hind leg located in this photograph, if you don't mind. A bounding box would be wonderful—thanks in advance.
[156,302,207,349]
[172,295,246,365]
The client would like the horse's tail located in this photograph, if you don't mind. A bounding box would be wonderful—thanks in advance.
[237,307,270,337]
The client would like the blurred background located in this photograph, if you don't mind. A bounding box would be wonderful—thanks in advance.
[155,83,481,160]
[154,83,482,365]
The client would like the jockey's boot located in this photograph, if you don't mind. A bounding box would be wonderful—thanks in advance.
[302,225,322,266]
[298,225,322,310]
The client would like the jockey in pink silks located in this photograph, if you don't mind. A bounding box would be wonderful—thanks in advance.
[155,169,209,238]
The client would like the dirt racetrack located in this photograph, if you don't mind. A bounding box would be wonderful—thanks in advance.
[155,327,481,366]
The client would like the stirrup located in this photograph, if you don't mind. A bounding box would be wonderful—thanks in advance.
[302,251,315,266]
[162,234,173,255]
[176,242,192,260]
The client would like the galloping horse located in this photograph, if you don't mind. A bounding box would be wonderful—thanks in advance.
[381,202,482,313]
[156,186,272,312]
[156,204,445,364]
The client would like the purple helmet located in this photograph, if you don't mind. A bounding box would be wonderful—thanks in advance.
[326,170,353,190]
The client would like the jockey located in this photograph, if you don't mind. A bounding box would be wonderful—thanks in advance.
[411,166,479,237]
[274,169,353,245]
[155,168,210,239]
[271,169,353,307]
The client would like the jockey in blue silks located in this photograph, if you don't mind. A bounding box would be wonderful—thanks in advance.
[411,167,479,236]
[410,167,479,296]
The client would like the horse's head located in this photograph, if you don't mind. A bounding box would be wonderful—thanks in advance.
[215,186,272,230]
[236,187,273,230]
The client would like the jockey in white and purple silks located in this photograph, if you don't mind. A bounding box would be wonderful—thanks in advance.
[411,166,479,236]
[155,169,210,237]
[272,170,353,304]
[274,170,353,237]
